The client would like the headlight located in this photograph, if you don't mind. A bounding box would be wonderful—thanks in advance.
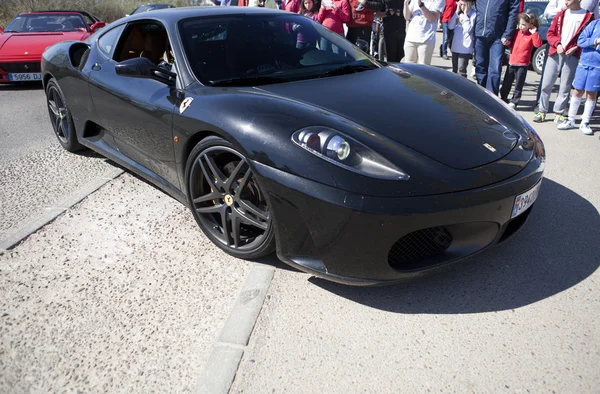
[291,127,409,180]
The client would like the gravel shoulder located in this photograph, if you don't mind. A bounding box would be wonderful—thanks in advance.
[0,173,252,393]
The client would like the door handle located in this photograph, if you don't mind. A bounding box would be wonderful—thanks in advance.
[92,63,101,71]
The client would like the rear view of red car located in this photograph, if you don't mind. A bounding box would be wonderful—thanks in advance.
[0,11,105,83]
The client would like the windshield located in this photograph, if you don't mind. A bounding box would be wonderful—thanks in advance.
[179,14,378,86]
[4,13,88,33]
[523,2,551,26]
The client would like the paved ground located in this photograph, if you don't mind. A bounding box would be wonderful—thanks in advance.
[0,83,116,240]
[0,38,599,393]
[0,174,253,393]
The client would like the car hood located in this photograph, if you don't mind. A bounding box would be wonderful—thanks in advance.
[256,67,521,170]
[0,32,88,56]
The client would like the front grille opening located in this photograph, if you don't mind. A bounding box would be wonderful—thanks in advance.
[0,62,41,73]
[388,226,453,270]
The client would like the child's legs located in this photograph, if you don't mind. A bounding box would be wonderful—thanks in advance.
[538,54,561,113]
[500,65,516,101]
[582,91,597,124]
[457,54,470,78]
[451,52,459,74]
[553,55,578,114]
[510,66,528,104]
[581,70,600,124]
[567,88,585,121]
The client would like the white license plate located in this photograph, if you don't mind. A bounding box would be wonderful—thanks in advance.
[8,73,41,81]
[511,180,542,218]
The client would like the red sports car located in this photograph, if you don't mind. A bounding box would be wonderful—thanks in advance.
[0,10,106,83]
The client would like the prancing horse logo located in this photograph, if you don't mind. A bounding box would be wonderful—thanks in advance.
[483,143,497,152]
[179,97,194,114]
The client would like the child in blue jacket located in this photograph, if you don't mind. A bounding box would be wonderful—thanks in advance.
[558,19,600,135]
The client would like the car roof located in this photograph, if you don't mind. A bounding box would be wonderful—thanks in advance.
[125,6,284,22]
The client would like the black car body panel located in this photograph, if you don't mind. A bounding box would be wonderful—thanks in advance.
[41,7,546,285]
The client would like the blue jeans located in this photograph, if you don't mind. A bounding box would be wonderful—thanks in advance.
[475,37,504,95]
[440,22,449,57]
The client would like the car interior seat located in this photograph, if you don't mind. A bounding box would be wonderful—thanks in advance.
[140,29,168,65]
[118,26,145,61]
[29,18,49,32]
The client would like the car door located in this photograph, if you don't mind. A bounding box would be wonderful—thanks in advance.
[88,20,179,189]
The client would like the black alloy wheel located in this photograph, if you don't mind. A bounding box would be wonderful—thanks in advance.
[186,136,275,259]
[45,78,83,152]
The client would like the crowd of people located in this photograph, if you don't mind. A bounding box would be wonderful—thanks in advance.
[213,0,600,138]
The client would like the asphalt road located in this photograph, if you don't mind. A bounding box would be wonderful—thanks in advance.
[0,50,599,393]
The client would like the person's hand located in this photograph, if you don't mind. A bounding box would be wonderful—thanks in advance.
[594,38,600,46]
[529,27,537,34]
[556,44,564,54]
[501,37,511,47]
[459,14,465,24]
[565,46,578,56]
[332,3,337,10]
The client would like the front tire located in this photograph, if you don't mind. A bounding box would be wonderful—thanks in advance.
[185,136,276,259]
[45,78,83,152]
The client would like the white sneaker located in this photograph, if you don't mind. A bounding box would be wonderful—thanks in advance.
[508,102,516,109]
[557,119,576,130]
[579,122,593,135]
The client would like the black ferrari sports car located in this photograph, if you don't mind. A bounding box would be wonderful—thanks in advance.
[41,7,545,285]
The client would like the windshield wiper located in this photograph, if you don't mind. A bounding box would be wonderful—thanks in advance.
[208,75,283,87]
[318,64,374,78]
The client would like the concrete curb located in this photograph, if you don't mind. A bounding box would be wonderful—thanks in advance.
[195,265,275,394]
[0,167,124,251]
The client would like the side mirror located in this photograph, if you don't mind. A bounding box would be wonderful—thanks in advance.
[355,39,368,52]
[115,57,176,86]
[90,22,107,33]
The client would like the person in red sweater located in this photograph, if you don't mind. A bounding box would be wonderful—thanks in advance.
[500,13,542,108]
[346,0,380,45]
[440,0,457,60]
[285,0,302,13]
[318,0,352,52]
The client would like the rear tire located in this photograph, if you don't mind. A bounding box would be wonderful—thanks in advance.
[45,78,83,152]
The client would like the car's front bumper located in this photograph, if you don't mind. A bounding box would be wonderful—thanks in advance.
[0,58,42,83]
[252,152,544,286]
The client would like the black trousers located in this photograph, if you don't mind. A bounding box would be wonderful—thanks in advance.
[346,26,371,45]
[383,15,406,62]
[500,65,528,105]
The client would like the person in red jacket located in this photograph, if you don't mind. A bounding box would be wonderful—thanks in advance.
[500,13,542,108]
[440,0,457,60]
[346,0,381,45]
[318,0,352,51]
[285,0,302,12]
[533,0,593,123]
